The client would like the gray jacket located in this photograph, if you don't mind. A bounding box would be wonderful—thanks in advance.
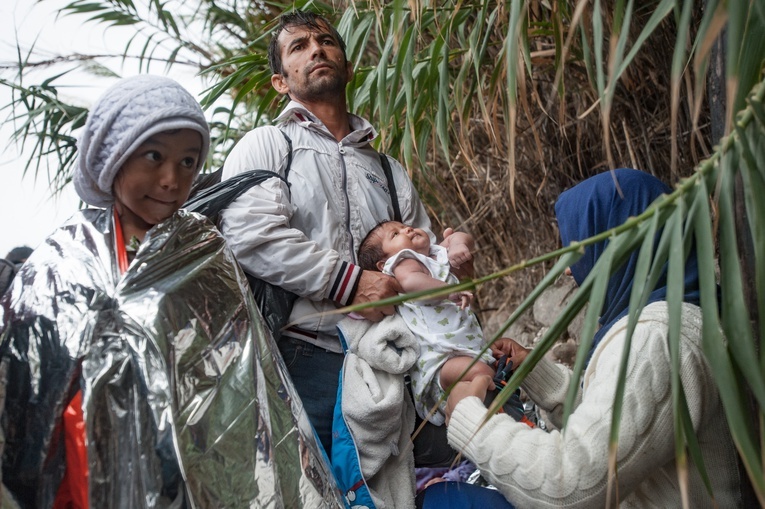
[220,102,433,351]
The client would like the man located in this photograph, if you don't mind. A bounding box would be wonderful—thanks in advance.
[219,10,435,456]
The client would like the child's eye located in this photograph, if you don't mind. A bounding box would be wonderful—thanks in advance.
[145,151,162,162]
[181,157,197,169]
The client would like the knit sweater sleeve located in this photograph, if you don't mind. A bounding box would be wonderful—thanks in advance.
[520,355,582,429]
[447,303,710,508]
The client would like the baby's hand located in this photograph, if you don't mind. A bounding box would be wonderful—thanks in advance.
[447,242,473,269]
[449,291,473,309]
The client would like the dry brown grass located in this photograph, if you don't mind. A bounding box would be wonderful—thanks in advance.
[418,14,712,326]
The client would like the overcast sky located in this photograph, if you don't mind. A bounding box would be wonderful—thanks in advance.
[0,0,208,258]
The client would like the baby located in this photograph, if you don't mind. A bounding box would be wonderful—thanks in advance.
[358,221,496,425]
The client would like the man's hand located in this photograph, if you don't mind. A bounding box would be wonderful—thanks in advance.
[445,375,495,425]
[490,338,530,368]
[350,270,402,322]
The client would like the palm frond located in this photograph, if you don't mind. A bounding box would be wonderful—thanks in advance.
[1,76,87,190]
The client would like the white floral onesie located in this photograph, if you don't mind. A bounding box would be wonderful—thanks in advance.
[383,245,493,425]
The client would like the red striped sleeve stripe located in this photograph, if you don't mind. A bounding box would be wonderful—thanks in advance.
[330,262,361,304]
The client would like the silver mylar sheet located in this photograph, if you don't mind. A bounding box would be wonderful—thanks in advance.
[0,208,343,508]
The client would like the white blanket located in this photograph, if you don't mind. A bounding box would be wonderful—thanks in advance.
[338,314,419,509]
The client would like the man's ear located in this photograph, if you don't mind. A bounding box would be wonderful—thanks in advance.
[345,60,354,84]
[271,73,289,95]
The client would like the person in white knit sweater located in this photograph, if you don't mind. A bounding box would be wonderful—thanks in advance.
[426,169,746,508]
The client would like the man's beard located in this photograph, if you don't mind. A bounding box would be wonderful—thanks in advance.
[292,65,347,102]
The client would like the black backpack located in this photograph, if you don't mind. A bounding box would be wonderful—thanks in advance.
[184,131,401,338]
[0,258,18,297]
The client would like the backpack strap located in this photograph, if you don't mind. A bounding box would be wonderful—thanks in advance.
[183,169,297,339]
[184,170,287,221]
[378,153,402,222]
[280,128,399,222]
[0,258,17,297]
[278,129,293,182]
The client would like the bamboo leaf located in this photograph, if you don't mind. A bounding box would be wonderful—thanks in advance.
[375,22,395,129]
[692,167,765,502]
[665,198,691,506]
[609,0,675,91]
[436,31,451,165]
[669,0,693,178]
[592,0,605,96]
[561,249,610,428]
[717,147,765,408]
[734,119,765,346]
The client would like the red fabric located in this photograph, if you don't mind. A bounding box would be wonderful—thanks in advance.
[113,207,129,274]
[54,210,127,508]
[53,391,89,509]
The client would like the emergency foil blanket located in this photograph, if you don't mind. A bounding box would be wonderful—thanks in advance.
[0,208,343,508]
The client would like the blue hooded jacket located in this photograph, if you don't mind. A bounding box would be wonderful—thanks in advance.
[554,169,701,361]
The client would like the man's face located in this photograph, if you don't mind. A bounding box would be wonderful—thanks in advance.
[271,21,352,102]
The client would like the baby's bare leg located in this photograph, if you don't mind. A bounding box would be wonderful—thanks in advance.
[439,355,495,390]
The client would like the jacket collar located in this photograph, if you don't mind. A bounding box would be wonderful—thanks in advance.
[276,100,378,145]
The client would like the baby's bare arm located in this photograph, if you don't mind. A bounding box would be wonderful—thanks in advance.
[440,229,475,251]
[393,258,474,308]
[393,258,447,293]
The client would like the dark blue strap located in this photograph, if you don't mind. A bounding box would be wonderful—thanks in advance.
[416,481,515,509]
[278,129,293,182]
[379,153,402,222]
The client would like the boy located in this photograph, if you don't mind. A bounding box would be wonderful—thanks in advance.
[0,75,338,507]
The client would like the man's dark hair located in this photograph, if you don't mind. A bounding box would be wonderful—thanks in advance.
[6,246,32,265]
[357,221,389,272]
[268,10,348,75]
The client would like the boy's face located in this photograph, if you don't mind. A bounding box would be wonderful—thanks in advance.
[377,221,431,260]
[113,129,202,236]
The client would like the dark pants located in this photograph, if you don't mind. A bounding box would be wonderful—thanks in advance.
[412,403,459,468]
[416,481,515,508]
[278,338,344,457]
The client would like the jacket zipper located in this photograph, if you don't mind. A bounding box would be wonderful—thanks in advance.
[338,142,356,263]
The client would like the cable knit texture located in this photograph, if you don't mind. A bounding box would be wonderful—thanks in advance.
[74,75,210,207]
[448,302,743,508]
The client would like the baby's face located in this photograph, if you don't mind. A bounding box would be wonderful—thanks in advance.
[378,221,430,257]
